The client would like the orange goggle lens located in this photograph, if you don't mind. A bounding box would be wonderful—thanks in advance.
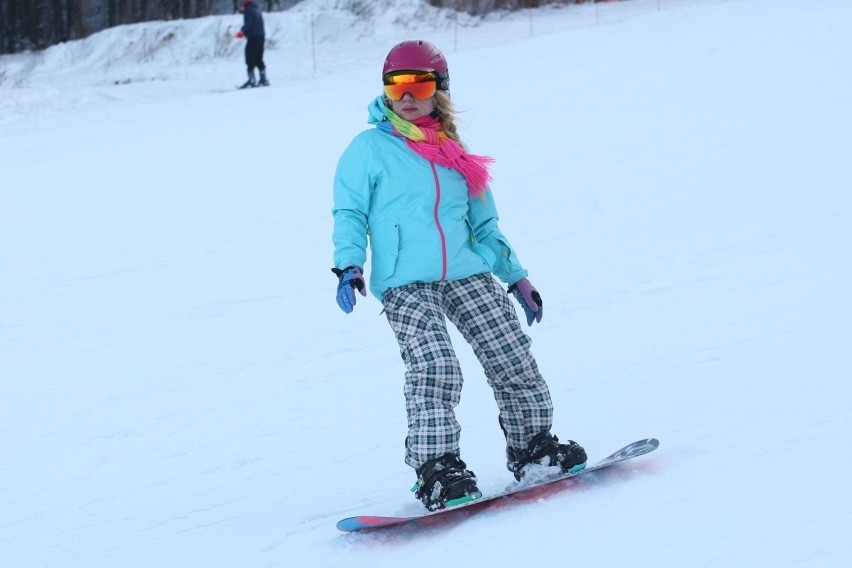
[383,72,438,101]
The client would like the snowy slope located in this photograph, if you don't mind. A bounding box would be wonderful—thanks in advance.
[2,0,851,566]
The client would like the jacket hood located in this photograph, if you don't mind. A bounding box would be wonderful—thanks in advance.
[367,96,389,126]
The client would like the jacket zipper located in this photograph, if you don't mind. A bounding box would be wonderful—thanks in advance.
[430,162,448,281]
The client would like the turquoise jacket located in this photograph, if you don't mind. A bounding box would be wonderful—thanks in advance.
[332,97,528,301]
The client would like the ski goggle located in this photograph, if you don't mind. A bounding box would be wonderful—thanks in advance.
[383,72,438,101]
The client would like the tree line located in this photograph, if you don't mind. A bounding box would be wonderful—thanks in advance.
[1,0,600,56]
[0,0,281,54]
[427,0,593,14]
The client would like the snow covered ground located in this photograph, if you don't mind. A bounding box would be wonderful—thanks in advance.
[2,0,851,566]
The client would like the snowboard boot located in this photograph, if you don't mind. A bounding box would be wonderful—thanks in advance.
[258,69,270,87]
[239,70,257,89]
[507,431,587,482]
[412,453,482,511]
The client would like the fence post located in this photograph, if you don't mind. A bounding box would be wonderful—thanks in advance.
[311,11,316,76]
[453,0,459,51]
[528,0,534,37]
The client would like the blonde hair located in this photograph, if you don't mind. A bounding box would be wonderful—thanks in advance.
[433,91,462,144]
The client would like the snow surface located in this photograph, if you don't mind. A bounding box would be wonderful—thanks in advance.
[2,0,851,566]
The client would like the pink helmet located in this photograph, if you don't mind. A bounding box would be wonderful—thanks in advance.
[382,40,450,93]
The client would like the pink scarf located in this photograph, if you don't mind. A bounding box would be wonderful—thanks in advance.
[386,113,494,197]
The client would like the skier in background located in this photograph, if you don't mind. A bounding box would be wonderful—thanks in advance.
[330,40,587,511]
[236,0,269,88]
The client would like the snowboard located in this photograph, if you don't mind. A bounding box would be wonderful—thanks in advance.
[210,83,271,94]
[336,437,659,532]
[238,82,270,90]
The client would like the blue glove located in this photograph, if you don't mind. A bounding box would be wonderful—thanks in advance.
[509,278,543,326]
[332,266,367,314]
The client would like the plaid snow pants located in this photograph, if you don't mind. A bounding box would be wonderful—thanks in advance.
[382,273,554,469]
